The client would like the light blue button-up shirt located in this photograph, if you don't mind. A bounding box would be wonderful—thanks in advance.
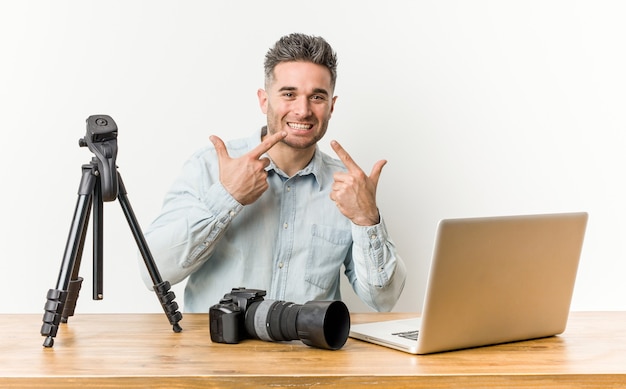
[142,129,406,313]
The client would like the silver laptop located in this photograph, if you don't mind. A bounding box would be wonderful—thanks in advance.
[349,212,588,354]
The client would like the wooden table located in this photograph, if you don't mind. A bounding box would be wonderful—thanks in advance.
[1,312,625,388]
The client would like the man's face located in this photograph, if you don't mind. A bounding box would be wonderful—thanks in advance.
[258,61,337,151]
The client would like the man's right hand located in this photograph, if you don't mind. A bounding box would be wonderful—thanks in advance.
[210,131,287,205]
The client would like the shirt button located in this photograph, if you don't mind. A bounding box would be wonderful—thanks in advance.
[283,223,288,229]
[370,234,378,240]
[278,262,284,269]
[286,186,291,192]
[229,211,236,217]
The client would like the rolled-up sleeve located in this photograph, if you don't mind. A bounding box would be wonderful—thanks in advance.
[347,217,407,312]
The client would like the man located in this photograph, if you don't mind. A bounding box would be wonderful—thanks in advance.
[142,33,406,312]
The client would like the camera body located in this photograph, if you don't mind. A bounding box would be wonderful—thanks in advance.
[209,287,350,350]
[209,287,265,344]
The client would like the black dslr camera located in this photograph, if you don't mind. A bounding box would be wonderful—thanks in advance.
[209,287,350,350]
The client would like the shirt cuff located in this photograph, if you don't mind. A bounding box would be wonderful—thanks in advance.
[204,182,244,221]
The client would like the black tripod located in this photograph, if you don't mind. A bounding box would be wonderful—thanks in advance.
[40,115,182,347]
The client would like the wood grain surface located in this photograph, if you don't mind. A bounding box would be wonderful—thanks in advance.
[1,312,625,388]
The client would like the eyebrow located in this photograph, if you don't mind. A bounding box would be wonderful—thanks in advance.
[278,86,330,96]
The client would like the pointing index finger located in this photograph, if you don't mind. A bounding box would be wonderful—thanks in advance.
[331,140,362,172]
[249,131,287,159]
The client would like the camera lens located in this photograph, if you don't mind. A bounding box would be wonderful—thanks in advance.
[244,299,350,350]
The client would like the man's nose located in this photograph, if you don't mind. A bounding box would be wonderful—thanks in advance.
[292,97,312,116]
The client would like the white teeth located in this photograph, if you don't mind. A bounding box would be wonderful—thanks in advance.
[288,123,312,130]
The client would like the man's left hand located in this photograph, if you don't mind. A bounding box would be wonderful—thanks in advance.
[330,140,387,226]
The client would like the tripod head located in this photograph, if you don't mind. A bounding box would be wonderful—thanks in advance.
[79,115,119,201]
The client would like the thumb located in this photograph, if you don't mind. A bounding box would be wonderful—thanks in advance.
[210,135,230,161]
[369,160,387,188]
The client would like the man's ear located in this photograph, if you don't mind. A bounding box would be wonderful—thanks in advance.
[257,88,268,114]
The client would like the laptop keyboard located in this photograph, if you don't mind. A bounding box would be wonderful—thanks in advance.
[392,330,419,341]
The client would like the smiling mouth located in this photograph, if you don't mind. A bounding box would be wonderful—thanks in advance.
[288,122,313,130]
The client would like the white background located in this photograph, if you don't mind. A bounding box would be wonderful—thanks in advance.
[1,1,625,315]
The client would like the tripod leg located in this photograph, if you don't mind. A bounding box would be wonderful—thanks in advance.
[62,168,98,322]
[116,172,183,333]
[41,165,96,347]
[58,196,90,324]
[93,176,104,300]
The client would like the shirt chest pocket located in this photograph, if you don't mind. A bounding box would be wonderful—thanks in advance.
[305,224,352,290]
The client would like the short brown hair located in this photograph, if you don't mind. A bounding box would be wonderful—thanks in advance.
[264,33,338,90]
